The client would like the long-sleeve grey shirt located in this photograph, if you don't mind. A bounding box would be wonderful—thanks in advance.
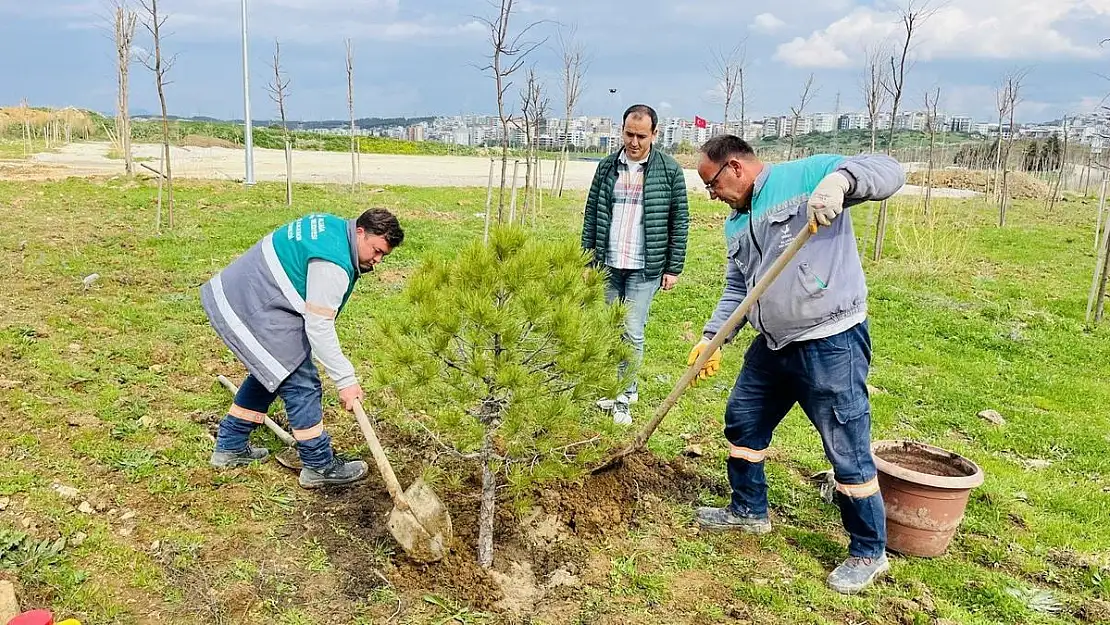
[304,259,357,389]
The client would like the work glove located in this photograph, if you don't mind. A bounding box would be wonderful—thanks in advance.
[686,338,722,387]
[807,172,851,229]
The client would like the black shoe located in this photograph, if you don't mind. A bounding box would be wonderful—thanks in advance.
[298,457,369,489]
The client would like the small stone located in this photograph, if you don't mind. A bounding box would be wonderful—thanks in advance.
[18,240,26,251]
[120,510,137,521]
[78,501,95,514]
[683,444,705,458]
[0,580,20,624]
[67,343,81,353]
[150,540,161,551]
[1022,458,1052,470]
[20,518,32,529]
[107,508,118,516]
[0,497,9,511]
[71,531,88,547]
[978,409,1007,426]
[149,364,164,373]
[119,527,134,537]
[679,433,693,441]
[82,273,100,290]
[52,483,80,500]
[95,501,108,512]
[867,384,887,395]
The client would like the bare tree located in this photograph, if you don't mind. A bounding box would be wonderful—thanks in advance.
[874,0,931,261]
[114,1,138,175]
[268,39,293,206]
[861,45,890,153]
[922,87,940,217]
[788,73,817,159]
[998,69,1028,226]
[709,43,745,136]
[557,26,587,197]
[345,39,359,193]
[516,66,548,225]
[477,0,547,222]
[138,0,175,232]
[991,78,1010,203]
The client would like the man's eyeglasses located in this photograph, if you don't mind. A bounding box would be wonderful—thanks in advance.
[704,162,729,191]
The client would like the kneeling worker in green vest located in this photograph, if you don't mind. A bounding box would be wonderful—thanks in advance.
[200,209,405,489]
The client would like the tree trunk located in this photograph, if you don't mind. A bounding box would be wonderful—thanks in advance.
[1086,203,1110,325]
[1095,173,1107,253]
[999,169,1009,227]
[872,200,888,262]
[285,140,293,206]
[483,158,495,244]
[508,159,521,224]
[476,429,497,569]
[1096,227,1110,323]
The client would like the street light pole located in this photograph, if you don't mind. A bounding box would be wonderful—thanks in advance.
[241,0,255,186]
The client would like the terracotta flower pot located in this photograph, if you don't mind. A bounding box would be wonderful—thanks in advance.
[872,440,985,558]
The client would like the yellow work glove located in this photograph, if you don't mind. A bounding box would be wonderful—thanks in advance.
[686,338,722,387]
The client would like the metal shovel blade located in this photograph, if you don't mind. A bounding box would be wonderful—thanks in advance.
[274,447,303,471]
[386,478,453,563]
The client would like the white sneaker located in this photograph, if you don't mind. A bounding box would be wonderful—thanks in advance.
[597,392,638,411]
[612,403,633,426]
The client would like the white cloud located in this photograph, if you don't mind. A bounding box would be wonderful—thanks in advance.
[774,0,1110,68]
[775,34,852,68]
[750,13,786,33]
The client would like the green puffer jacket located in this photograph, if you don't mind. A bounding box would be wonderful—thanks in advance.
[581,148,690,278]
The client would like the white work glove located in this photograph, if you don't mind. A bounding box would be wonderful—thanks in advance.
[807,172,851,229]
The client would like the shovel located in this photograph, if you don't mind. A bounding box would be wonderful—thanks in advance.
[593,223,816,474]
[350,400,452,563]
[216,375,303,472]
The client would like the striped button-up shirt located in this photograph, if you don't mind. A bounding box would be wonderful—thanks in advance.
[606,150,648,270]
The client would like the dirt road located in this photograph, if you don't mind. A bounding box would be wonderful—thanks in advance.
[10,141,976,198]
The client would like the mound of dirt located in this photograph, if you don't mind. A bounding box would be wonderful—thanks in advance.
[299,450,724,613]
[907,169,1048,199]
[180,134,240,149]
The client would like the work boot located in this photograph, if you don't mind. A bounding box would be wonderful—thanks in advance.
[827,554,890,594]
[597,392,638,411]
[695,506,772,534]
[210,446,270,469]
[612,401,633,426]
[298,457,369,489]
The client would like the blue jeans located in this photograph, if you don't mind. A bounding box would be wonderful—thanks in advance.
[215,356,335,469]
[723,321,886,558]
[604,267,661,397]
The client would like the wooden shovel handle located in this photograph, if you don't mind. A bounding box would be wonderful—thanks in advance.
[595,224,815,472]
[351,400,411,511]
[217,375,297,447]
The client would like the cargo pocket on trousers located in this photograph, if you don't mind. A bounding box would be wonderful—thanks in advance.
[830,396,870,458]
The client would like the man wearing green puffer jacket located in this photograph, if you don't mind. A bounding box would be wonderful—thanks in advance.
[201,209,404,489]
[582,104,690,425]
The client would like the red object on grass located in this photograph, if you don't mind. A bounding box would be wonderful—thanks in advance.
[7,610,53,625]
[694,116,707,128]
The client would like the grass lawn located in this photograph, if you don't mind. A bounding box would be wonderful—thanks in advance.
[0,176,1108,624]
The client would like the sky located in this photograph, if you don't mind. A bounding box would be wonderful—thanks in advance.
[1,0,1109,124]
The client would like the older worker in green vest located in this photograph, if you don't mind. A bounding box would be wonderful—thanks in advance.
[200,209,404,489]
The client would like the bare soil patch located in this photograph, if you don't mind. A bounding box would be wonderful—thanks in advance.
[300,450,724,614]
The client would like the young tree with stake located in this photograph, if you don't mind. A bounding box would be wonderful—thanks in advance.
[557,26,587,198]
[789,74,817,159]
[873,0,931,261]
[477,0,547,219]
[138,0,175,232]
[268,39,293,206]
[113,1,138,175]
[708,43,745,137]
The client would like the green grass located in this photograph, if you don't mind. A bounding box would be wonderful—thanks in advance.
[0,177,1108,623]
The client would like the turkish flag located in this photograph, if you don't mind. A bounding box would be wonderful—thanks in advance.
[694,116,707,128]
